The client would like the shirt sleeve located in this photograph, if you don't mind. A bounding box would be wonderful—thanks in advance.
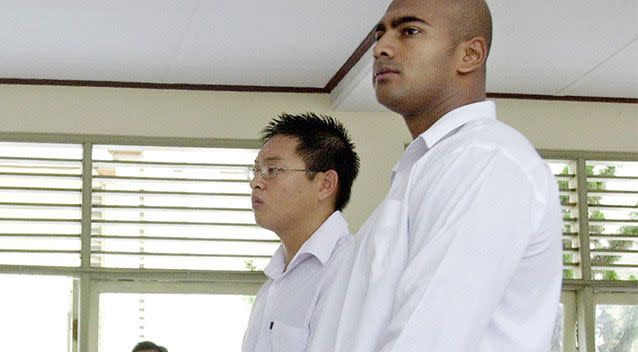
[375,146,549,351]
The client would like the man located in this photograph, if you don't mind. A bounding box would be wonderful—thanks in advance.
[131,341,167,352]
[242,112,360,352]
[307,0,562,351]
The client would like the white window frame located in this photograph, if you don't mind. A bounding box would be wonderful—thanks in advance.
[542,149,638,352]
[88,275,263,352]
[0,132,268,352]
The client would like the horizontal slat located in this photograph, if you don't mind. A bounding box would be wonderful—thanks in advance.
[563,262,580,267]
[92,250,271,259]
[0,202,81,208]
[0,249,80,254]
[93,175,248,183]
[0,218,81,223]
[590,234,638,240]
[0,186,81,192]
[591,264,638,269]
[92,204,251,212]
[93,159,251,169]
[0,156,81,163]
[589,219,638,224]
[588,204,638,210]
[586,175,638,181]
[0,171,81,178]
[588,190,638,196]
[91,235,278,243]
[92,189,249,197]
[92,219,256,227]
[0,234,80,238]
[590,249,638,255]
[554,173,576,179]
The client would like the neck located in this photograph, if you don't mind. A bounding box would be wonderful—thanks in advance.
[277,207,335,271]
[403,89,486,139]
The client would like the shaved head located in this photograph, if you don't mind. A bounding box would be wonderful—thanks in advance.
[387,0,492,55]
[374,0,493,135]
[448,0,492,55]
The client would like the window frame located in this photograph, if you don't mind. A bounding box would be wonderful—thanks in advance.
[1,134,636,352]
[541,149,638,352]
[0,132,267,352]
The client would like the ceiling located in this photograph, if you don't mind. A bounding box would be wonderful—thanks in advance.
[1,1,636,112]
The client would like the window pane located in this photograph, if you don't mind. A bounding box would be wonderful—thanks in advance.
[99,293,254,352]
[550,303,564,352]
[595,304,638,352]
[91,144,277,271]
[0,142,83,267]
[587,161,638,281]
[0,274,73,352]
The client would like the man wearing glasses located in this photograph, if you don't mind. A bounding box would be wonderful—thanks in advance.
[242,112,360,352]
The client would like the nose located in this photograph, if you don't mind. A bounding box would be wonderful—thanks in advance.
[372,32,395,60]
[249,173,264,190]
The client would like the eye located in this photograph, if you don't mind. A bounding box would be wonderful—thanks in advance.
[373,30,385,42]
[401,27,421,36]
[264,166,280,178]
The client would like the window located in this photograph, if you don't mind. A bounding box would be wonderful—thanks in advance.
[89,144,277,271]
[1,134,635,352]
[543,150,638,352]
[0,134,269,352]
[594,293,638,352]
[94,280,259,352]
[0,274,74,352]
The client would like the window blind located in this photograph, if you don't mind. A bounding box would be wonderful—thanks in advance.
[90,144,278,271]
[0,142,83,267]
[546,157,638,281]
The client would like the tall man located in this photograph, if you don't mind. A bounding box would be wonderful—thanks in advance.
[307,0,562,351]
[242,113,360,352]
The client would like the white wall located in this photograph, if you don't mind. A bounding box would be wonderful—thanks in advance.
[0,84,636,230]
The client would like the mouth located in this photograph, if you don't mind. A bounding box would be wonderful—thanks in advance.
[373,67,400,82]
[251,195,264,210]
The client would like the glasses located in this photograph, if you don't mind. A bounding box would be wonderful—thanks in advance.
[248,165,317,180]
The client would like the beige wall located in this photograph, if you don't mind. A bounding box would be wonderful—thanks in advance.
[0,84,636,230]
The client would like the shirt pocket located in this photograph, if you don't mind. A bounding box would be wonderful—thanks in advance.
[270,321,309,352]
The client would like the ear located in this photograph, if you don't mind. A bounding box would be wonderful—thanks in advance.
[316,169,339,203]
[456,36,488,74]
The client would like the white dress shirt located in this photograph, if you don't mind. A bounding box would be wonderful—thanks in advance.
[242,211,353,352]
[307,101,562,352]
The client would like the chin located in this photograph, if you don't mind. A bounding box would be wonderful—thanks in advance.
[375,90,406,114]
[253,214,267,229]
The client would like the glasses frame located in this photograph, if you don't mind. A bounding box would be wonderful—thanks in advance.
[248,165,318,180]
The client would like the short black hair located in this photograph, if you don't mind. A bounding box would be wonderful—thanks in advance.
[261,112,360,211]
[132,341,167,352]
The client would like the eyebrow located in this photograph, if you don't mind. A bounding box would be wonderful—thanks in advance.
[254,156,283,164]
[375,16,430,32]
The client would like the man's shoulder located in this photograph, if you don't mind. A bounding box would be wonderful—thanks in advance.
[424,118,544,170]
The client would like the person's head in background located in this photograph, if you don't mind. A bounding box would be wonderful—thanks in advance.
[250,112,359,264]
[132,340,167,352]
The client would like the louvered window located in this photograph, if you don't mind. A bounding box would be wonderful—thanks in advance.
[0,139,276,272]
[90,144,277,271]
[586,160,638,281]
[544,153,638,282]
[0,142,83,267]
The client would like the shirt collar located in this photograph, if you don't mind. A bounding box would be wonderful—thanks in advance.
[419,100,496,149]
[392,101,496,178]
[263,211,349,279]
